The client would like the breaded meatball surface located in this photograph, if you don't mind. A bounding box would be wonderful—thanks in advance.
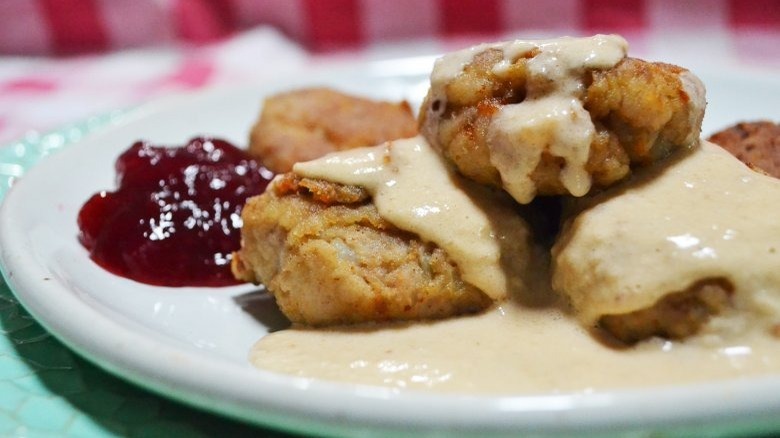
[249,88,418,173]
[232,174,492,326]
[598,279,733,344]
[419,36,705,203]
[708,121,780,177]
[552,142,780,344]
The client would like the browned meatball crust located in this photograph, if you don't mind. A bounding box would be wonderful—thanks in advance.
[708,121,780,177]
[420,49,705,201]
[232,174,492,326]
[249,88,418,173]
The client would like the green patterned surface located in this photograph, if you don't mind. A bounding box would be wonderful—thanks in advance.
[0,115,295,437]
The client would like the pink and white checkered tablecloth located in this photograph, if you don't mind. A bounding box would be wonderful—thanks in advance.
[0,0,778,145]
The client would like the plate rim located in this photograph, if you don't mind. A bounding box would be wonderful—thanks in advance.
[2,58,780,437]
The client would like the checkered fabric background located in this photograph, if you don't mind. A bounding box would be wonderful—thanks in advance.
[0,0,778,145]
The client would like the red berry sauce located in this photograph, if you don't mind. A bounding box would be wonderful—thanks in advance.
[77,137,274,287]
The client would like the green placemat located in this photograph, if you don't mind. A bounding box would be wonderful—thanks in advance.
[0,115,295,437]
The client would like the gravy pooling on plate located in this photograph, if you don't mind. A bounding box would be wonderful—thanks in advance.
[240,35,780,392]
[251,139,780,393]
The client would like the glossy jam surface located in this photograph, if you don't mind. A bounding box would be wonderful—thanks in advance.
[78,137,274,287]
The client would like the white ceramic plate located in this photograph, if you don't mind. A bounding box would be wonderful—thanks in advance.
[1,57,780,437]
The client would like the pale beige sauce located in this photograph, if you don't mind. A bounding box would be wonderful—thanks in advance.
[253,140,780,393]
[425,35,629,203]
[293,135,531,301]
[553,141,780,331]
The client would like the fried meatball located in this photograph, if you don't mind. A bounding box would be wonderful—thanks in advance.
[708,121,780,177]
[552,142,780,344]
[232,174,492,326]
[419,35,705,203]
[249,88,418,173]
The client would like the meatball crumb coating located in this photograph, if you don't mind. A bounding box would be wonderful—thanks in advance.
[419,36,705,203]
[708,121,780,178]
[232,174,492,326]
[249,88,418,173]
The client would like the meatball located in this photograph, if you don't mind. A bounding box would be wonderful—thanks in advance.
[249,88,418,173]
[232,174,492,326]
[708,121,780,177]
[551,142,780,345]
[419,36,705,203]
[598,279,733,344]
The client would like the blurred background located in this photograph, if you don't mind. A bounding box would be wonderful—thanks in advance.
[0,0,778,145]
[0,1,778,436]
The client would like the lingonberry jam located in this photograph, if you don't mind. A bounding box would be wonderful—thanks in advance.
[77,137,274,287]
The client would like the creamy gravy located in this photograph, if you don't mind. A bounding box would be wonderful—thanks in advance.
[426,35,629,203]
[553,141,780,331]
[293,135,531,301]
[253,140,780,393]
[251,293,780,394]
